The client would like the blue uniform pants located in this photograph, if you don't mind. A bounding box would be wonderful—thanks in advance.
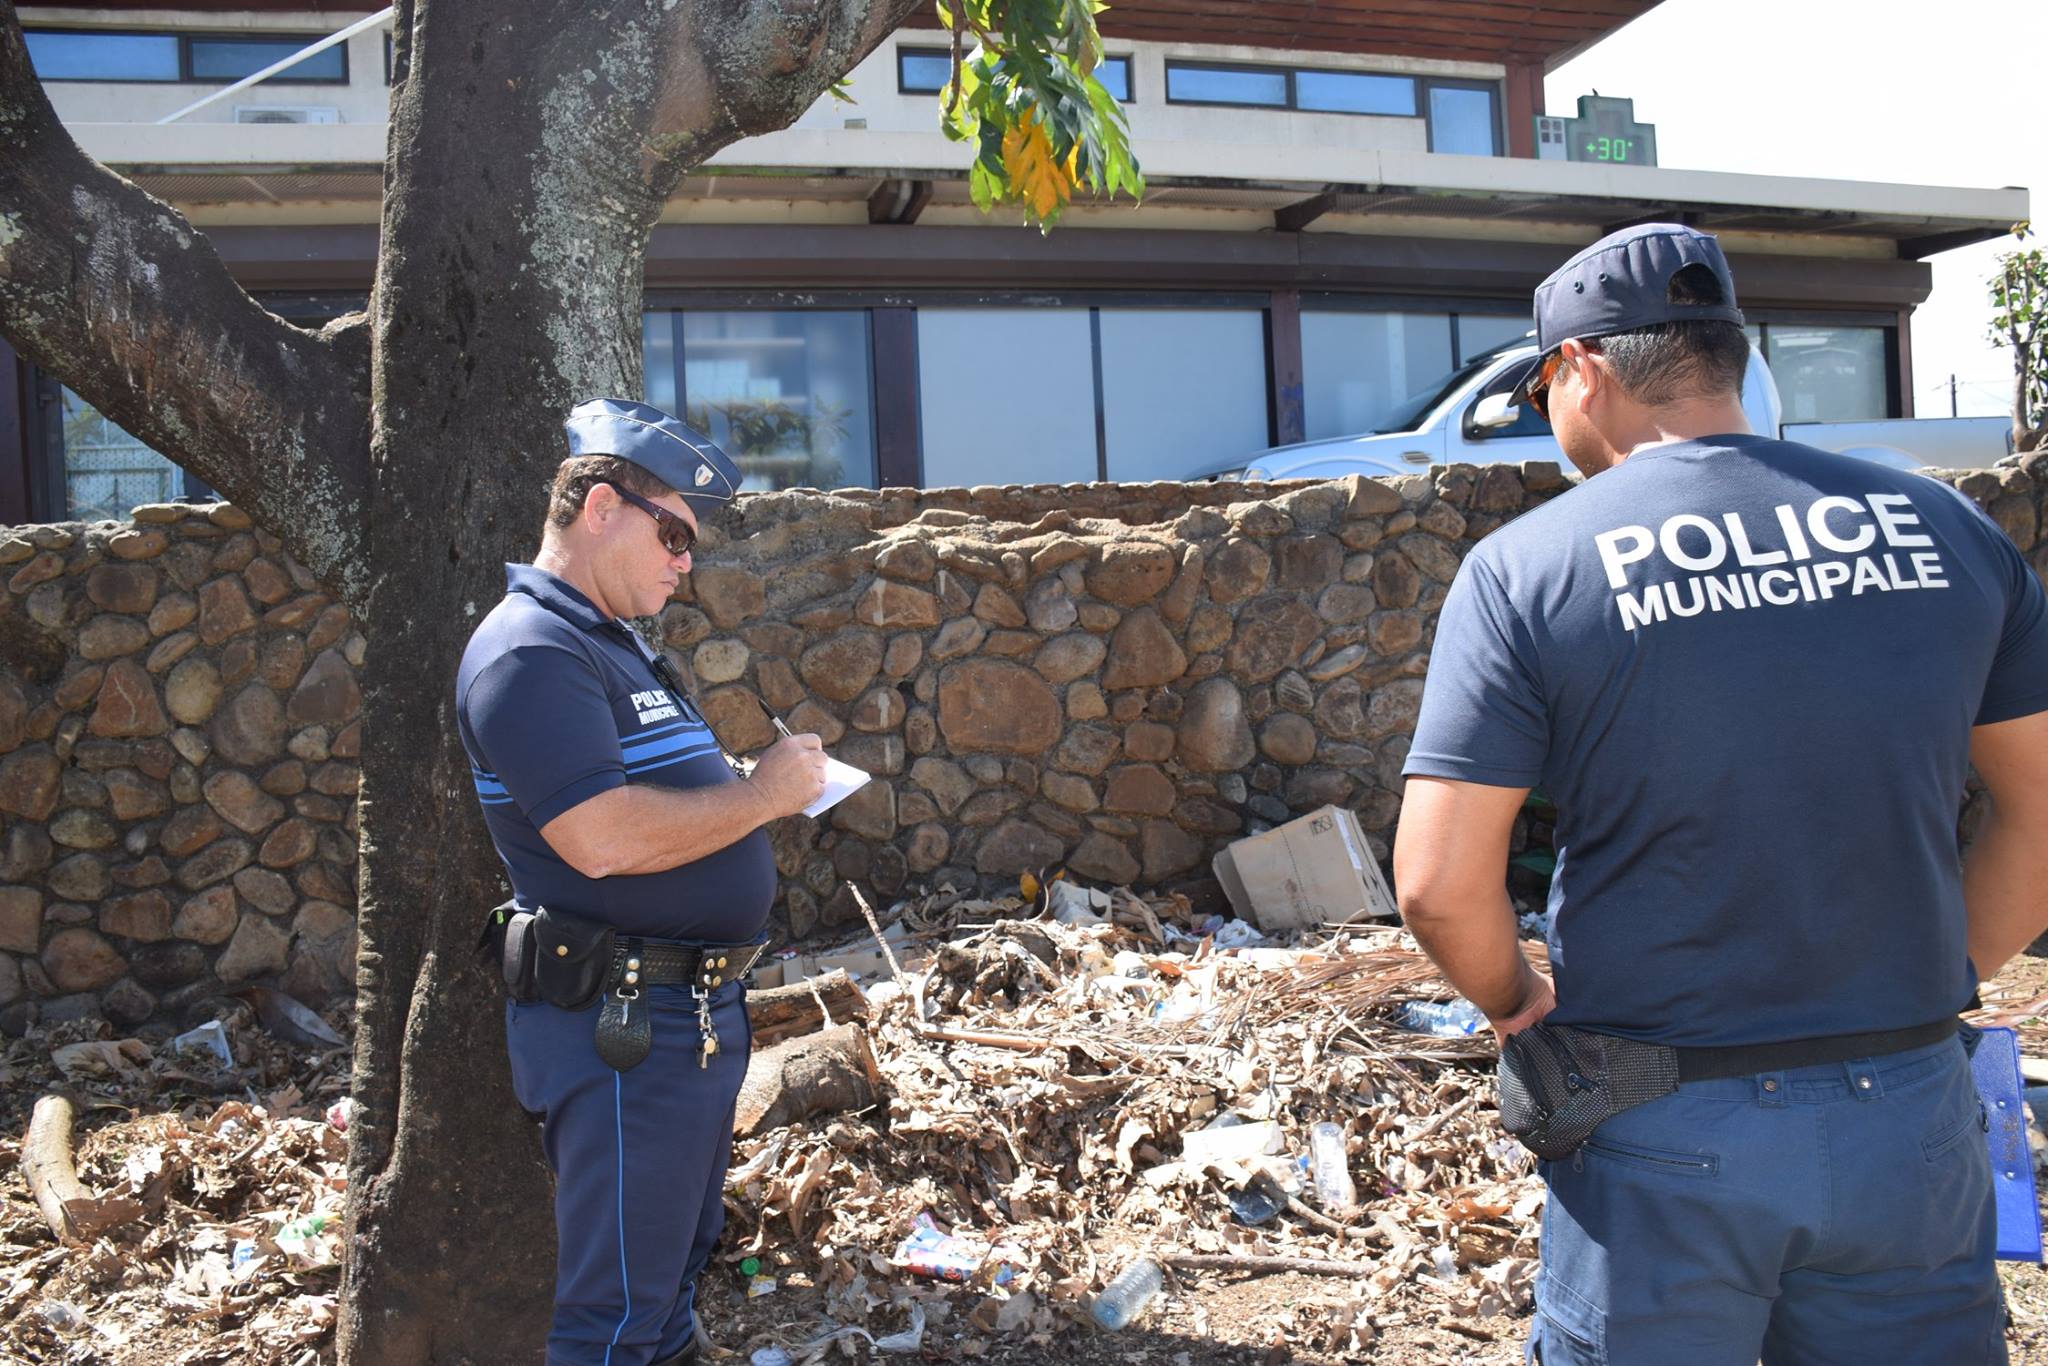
[1529,1036,2005,1365]
[507,980,752,1366]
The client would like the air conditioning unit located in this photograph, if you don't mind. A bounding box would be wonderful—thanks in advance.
[233,105,342,125]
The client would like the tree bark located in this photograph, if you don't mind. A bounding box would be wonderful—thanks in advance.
[746,968,867,1047]
[733,1022,884,1139]
[0,3,370,596]
[337,3,925,1363]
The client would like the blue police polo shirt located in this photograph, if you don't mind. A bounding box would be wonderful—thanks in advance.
[1407,435,2048,1048]
[455,564,776,942]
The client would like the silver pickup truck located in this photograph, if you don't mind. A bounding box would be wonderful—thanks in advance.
[1195,341,2013,482]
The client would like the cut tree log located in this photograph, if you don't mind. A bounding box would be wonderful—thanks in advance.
[22,1094,144,1245]
[734,1023,882,1139]
[746,969,866,1047]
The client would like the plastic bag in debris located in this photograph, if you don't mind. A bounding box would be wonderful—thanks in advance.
[1210,919,1266,949]
[170,1019,236,1067]
[1047,879,1112,927]
[892,1212,1024,1285]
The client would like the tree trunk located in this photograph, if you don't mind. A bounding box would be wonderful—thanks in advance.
[733,1023,883,1139]
[746,968,868,1047]
[336,3,924,1362]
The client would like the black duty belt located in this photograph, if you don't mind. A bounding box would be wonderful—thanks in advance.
[609,939,767,993]
[1673,1016,1959,1082]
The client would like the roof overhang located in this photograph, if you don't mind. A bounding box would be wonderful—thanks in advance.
[78,123,2031,263]
[62,0,1665,67]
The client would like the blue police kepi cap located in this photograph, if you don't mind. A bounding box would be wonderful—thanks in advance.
[562,397,741,515]
[1508,223,1746,406]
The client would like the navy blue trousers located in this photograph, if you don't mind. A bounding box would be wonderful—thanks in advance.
[1530,1036,2006,1365]
[506,980,751,1366]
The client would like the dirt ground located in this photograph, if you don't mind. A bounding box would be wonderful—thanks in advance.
[5,943,2048,1365]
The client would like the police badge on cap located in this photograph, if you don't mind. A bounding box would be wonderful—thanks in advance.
[562,397,741,515]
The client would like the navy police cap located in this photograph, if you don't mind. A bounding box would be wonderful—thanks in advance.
[562,397,741,515]
[1510,223,1745,406]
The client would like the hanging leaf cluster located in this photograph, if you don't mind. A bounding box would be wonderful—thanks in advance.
[934,0,1143,229]
[1988,223,2047,453]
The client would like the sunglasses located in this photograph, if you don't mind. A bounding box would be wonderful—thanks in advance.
[602,481,697,558]
[1526,341,1600,421]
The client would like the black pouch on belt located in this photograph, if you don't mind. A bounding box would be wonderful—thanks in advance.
[475,901,540,1003]
[531,907,616,1011]
[1496,1023,1680,1161]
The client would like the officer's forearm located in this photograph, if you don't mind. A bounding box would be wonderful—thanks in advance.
[1403,888,1543,1021]
[1963,797,2048,981]
[540,781,775,879]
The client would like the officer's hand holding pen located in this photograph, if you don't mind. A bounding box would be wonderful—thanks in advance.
[752,717,829,816]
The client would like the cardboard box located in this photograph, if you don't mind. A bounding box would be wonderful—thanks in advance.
[1211,804,1398,933]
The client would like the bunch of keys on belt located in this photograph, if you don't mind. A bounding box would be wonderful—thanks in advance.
[694,986,719,1068]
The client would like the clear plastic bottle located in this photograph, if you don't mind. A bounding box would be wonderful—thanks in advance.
[1308,1121,1358,1212]
[1090,1257,1163,1330]
[1392,998,1488,1037]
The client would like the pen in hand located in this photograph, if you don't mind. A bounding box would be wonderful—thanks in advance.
[772,715,795,741]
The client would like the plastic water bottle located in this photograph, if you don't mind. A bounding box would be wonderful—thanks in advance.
[1090,1257,1163,1330]
[1308,1121,1357,1212]
[1393,998,1488,1037]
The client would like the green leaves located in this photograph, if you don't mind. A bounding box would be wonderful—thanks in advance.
[1987,223,2046,452]
[930,0,1142,230]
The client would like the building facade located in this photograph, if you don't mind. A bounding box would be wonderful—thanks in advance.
[3,1,2028,521]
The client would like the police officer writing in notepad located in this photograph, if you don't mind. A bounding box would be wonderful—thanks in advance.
[1394,226,2048,1364]
[458,398,826,1366]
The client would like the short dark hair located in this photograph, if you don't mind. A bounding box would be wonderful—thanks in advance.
[1594,264,1750,406]
[544,456,677,534]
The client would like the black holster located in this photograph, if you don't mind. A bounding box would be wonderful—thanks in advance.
[1496,1024,1680,1161]
[476,902,616,1011]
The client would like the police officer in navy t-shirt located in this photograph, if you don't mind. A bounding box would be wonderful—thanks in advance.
[457,398,826,1366]
[1395,225,2048,1363]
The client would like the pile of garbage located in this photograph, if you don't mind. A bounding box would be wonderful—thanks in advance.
[0,991,352,1366]
[718,884,1550,1362]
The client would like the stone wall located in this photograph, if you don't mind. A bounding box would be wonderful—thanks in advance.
[0,505,361,1034]
[2,453,2042,1030]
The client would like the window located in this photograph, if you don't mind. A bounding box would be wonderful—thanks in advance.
[1455,314,1534,364]
[1294,70,1413,116]
[1165,63,1288,108]
[643,311,878,492]
[24,30,178,81]
[188,35,346,83]
[1165,60,1499,154]
[1098,310,1268,481]
[1301,311,1454,440]
[916,310,1098,488]
[1756,324,1890,422]
[1426,82,1498,156]
[25,28,348,84]
[56,389,192,521]
[898,47,1130,101]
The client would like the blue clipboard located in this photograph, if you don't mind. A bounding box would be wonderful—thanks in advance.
[1969,1025,2043,1262]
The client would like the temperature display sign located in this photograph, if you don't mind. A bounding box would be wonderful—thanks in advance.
[1534,95,1658,168]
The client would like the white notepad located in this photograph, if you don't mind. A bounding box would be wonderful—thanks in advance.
[803,756,872,819]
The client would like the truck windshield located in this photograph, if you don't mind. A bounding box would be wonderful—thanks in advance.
[1370,336,1534,435]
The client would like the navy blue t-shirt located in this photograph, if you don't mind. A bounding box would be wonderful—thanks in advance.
[1406,436,2048,1047]
[455,564,776,942]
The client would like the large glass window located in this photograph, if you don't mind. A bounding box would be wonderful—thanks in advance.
[1166,63,1289,107]
[1301,311,1454,440]
[58,389,188,521]
[1456,313,1534,364]
[25,28,347,83]
[188,34,347,83]
[1099,310,1269,481]
[1427,83,1499,156]
[648,311,877,492]
[1759,324,1889,422]
[24,30,179,81]
[917,309,1098,488]
[900,48,1129,101]
[1295,70,1414,116]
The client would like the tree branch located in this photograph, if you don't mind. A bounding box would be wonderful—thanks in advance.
[0,4,371,604]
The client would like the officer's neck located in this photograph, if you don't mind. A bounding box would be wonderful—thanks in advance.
[533,539,619,621]
[1616,394,1753,462]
